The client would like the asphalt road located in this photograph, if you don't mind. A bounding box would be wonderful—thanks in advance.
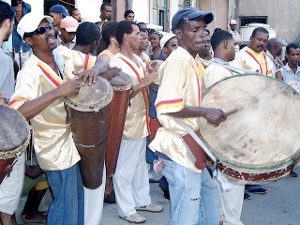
[14,167,300,225]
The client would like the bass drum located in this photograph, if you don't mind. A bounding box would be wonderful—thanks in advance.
[199,74,300,184]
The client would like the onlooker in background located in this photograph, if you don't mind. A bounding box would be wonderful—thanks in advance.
[150,31,163,60]
[137,22,152,57]
[234,27,274,76]
[12,0,31,67]
[124,10,135,22]
[49,4,69,37]
[276,43,300,82]
[228,19,241,53]
[197,28,212,62]
[0,2,25,225]
[97,3,112,29]
[69,8,82,23]
[58,16,79,49]
[266,38,284,71]
[160,33,178,60]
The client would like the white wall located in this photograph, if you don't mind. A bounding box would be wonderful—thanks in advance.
[169,0,180,32]
[76,0,102,23]
[132,0,150,23]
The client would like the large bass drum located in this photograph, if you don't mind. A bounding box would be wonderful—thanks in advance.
[64,77,113,189]
[199,74,300,184]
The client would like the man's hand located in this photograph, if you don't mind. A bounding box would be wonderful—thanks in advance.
[99,67,121,81]
[73,68,98,86]
[204,108,227,126]
[56,79,82,97]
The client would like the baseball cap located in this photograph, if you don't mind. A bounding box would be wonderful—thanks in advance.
[49,4,69,17]
[230,19,237,25]
[160,33,176,49]
[17,12,53,38]
[171,7,213,32]
[60,16,79,32]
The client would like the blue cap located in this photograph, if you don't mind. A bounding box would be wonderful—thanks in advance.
[171,7,214,32]
[49,4,69,17]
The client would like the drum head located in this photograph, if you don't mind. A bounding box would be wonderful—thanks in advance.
[287,80,300,93]
[109,72,132,91]
[0,105,30,154]
[64,76,113,112]
[199,75,300,172]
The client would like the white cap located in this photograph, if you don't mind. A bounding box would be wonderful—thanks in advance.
[160,33,176,49]
[229,19,237,25]
[17,12,53,38]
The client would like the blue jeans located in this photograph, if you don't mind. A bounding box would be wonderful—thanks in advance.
[46,163,84,225]
[161,159,220,225]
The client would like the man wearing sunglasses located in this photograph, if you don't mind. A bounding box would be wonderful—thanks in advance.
[9,12,114,225]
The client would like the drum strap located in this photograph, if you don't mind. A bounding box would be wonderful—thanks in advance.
[73,136,107,148]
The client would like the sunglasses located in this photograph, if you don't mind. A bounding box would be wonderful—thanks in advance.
[25,23,53,37]
[166,43,178,48]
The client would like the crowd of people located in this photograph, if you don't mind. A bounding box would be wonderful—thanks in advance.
[0,1,300,225]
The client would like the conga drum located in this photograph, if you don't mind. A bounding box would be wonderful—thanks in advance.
[64,77,113,189]
[106,72,132,177]
[198,74,300,184]
[287,80,300,93]
[0,104,30,184]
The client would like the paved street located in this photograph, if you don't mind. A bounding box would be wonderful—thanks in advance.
[14,167,300,225]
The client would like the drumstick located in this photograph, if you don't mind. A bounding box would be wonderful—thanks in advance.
[224,108,239,117]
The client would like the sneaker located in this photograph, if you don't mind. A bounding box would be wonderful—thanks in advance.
[104,191,116,204]
[290,171,298,177]
[245,185,266,194]
[120,213,146,223]
[136,204,163,212]
[244,192,251,200]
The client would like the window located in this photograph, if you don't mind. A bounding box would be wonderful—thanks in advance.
[240,16,268,26]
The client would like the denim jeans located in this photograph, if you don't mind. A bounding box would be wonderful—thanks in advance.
[46,163,84,225]
[161,159,220,225]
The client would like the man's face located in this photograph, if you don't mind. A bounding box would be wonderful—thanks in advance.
[49,12,63,27]
[72,10,81,23]
[101,6,112,20]
[272,43,282,57]
[61,29,76,43]
[250,31,269,53]
[125,13,135,22]
[177,20,207,56]
[227,38,236,61]
[128,24,141,51]
[163,37,178,58]
[198,30,211,56]
[139,31,149,51]
[287,48,300,66]
[25,19,57,52]
[230,24,237,31]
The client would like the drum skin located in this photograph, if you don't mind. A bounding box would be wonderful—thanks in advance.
[64,77,113,189]
[0,104,30,184]
[106,72,132,177]
[199,75,300,184]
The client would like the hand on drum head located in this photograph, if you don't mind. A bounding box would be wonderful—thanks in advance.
[73,68,98,85]
[204,108,227,126]
[98,67,121,81]
[57,79,82,97]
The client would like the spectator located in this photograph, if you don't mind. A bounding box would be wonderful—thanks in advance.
[124,9,135,22]
[228,19,242,52]
[58,16,79,49]
[69,8,82,23]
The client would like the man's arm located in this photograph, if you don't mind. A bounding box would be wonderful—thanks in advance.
[19,79,82,120]
[275,70,283,81]
[167,106,226,126]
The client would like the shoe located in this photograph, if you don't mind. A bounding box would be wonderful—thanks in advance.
[244,192,251,200]
[245,185,266,194]
[162,189,170,200]
[136,204,163,212]
[290,171,298,177]
[120,213,146,223]
[104,191,116,204]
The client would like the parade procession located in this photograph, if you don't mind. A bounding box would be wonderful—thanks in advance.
[0,0,300,225]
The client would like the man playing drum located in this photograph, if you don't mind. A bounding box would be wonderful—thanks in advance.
[149,8,226,225]
[9,12,110,225]
[204,29,245,225]
[110,21,163,224]
[0,3,26,225]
